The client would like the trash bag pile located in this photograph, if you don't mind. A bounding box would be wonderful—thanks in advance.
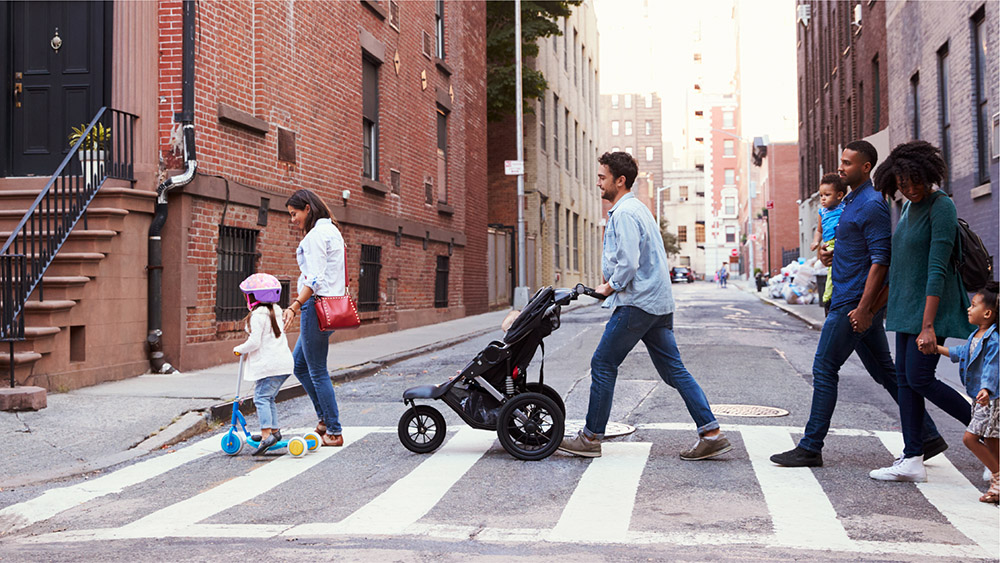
[766,257,827,305]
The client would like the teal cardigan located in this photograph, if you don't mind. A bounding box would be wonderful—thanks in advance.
[886,191,973,338]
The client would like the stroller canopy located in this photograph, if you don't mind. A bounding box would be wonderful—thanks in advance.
[504,286,555,344]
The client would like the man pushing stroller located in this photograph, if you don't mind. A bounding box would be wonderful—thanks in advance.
[559,151,734,461]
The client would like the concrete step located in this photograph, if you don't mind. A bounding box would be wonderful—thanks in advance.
[0,351,43,385]
[37,275,90,301]
[15,326,61,355]
[0,185,154,214]
[0,207,129,233]
[26,252,106,278]
[23,299,76,328]
[0,229,117,255]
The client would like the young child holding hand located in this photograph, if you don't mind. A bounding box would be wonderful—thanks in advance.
[234,273,295,456]
[811,174,847,309]
[937,282,999,503]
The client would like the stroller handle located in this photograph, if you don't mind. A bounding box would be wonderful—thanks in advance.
[574,283,606,300]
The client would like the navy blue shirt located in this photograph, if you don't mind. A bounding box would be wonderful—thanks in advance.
[830,180,892,310]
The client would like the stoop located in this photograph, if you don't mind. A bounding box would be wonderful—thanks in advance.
[0,386,47,411]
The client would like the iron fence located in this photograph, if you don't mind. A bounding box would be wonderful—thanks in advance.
[215,226,259,322]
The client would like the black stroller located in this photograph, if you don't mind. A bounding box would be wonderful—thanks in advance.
[397,284,603,461]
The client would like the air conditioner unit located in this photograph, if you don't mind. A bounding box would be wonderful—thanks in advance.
[853,3,862,28]
[797,4,811,26]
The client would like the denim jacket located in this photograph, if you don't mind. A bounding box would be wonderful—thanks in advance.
[602,193,675,316]
[948,324,999,400]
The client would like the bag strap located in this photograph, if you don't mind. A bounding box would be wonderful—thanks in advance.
[927,190,962,271]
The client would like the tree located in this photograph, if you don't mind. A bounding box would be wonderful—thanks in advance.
[486,1,582,123]
[659,219,682,258]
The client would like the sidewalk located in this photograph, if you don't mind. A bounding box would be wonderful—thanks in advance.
[1,299,597,489]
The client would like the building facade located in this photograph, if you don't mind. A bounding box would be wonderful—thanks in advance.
[486,0,601,307]
[598,92,663,215]
[0,0,489,389]
[885,0,998,255]
[703,99,743,277]
[749,142,800,275]
[661,169,707,278]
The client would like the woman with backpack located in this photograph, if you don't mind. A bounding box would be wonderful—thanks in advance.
[868,141,975,483]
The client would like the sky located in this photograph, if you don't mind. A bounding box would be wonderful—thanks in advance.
[592,0,798,158]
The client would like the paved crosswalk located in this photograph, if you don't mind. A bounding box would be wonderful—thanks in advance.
[1,423,996,559]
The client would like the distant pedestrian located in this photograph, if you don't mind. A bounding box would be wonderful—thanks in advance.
[771,140,945,469]
[810,173,847,313]
[282,189,346,447]
[233,273,294,455]
[935,282,999,503]
[717,263,729,288]
[868,141,975,482]
[558,151,732,461]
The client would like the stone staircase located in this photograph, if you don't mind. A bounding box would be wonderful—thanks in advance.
[0,177,156,391]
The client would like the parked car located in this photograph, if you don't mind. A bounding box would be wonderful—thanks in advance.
[671,267,695,283]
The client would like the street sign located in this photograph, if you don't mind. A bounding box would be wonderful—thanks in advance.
[731,248,739,257]
[504,160,524,175]
[766,200,774,209]
[751,234,757,241]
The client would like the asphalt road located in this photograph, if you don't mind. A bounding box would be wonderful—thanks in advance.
[2,282,997,561]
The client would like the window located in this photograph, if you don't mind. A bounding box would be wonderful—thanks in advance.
[435,0,445,59]
[434,256,449,308]
[678,225,688,243]
[436,107,448,203]
[872,54,880,132]
[910,73,920,139]
[565,208,571,269]
[611,94,619,109]
[573,29,578,85]
[624,121,633,135]
[362,56,380,180]
[937,44,951,189]
[725,226,736,243]
[554,203,561,268]
[679,185,689,199]
[724,197,736,215]
[573,213,579,270]
[645,121,652,135]
[624,94,633,108]
[358,244,382,312]
[858,80,865,136]
[574,121,580,178]
[644,94,653,108]
[724,139,735,156]
[724,168,735,185]
[215,226,258,322]
[972,9,990,184]
[645,146,654,161]
[539,96,546,151]
[553,94,559,163]
[695,223,705,243]
[612,146,620,153]
[564,109,570,168]
[723,111,734,128]
[625,147,633,155]
[582,47,587,102]
[612,121,620,136]
[563,17,568,70]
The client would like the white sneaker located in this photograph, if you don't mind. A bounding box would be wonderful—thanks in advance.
[985,467,992,482]
[869,455,927,482]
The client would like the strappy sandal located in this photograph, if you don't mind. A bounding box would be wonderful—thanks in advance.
[980,472,999,504]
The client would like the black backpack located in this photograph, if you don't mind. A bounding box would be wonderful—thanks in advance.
[953,217,994,292]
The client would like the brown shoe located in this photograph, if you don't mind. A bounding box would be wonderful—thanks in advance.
[321,434,343,447]
[315,421,327,435]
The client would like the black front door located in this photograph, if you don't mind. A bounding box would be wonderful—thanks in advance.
[3,1,107,177]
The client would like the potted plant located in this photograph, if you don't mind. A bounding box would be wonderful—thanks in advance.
[68,123,110,188]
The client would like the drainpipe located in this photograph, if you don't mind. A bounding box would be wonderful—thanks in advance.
[147,0,197,373]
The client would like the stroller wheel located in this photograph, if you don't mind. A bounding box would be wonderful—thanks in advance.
[497,392,564,461]
[398,405,447,454]
[221,430,244,455]
[525,383,566,416]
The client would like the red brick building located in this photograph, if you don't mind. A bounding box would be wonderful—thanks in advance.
[749,142,800,275]
[0,0,487,390]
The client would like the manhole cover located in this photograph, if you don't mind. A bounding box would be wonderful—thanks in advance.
[564,419,636,438]
[710,404,789,417]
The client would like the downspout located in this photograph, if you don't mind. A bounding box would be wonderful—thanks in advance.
[147,0,197,373]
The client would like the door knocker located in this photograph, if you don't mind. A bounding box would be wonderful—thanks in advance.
[51,28,62,52]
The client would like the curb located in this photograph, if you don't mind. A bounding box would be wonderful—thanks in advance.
[736,283,825,331]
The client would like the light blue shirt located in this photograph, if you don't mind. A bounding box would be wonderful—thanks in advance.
[602,192,675,315]
[296,218,346,297]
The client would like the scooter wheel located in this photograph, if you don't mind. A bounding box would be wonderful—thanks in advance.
[497,392,564,461]
[304,432,322,452]
[398,405,447,454]
[287,437,307,457]
[221,431,244,455]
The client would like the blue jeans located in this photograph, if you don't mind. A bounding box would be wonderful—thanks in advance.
[293,296,342,435]
[253,374,290,429]
[798,304,941,453]
[584,306,719,438]
[896,332,971,457]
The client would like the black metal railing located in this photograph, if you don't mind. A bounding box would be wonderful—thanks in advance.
[215,226,259,322]
[358,244,382,312]
[0,107,136,387]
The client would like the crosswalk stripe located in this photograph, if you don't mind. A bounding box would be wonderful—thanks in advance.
[874,431,999,557]
[549,442,651,543]
[0,437,217,535]
[285,427,496,537]
[739,426,853,549]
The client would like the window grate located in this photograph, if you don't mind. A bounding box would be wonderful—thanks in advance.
[358,244,382,312]
[216,226,258,322]
[434,256,449,308]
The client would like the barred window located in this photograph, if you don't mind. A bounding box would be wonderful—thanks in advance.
[216,226,258,322]
[434,256,449,308]
[358,244,382,312]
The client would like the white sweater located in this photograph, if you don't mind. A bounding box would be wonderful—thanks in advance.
[232,304,294,382]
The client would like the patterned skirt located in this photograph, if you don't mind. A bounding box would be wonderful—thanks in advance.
[967,398,999,439]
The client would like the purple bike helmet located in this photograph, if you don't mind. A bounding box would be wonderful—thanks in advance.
[239,273,282,310]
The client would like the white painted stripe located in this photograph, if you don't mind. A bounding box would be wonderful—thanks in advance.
[286,428,495,537]
[108,428,373,539]
[739,426,852,549]
[549,442,651,543]
[637,422,874,437]
[874,431,999,558]
[0,437,218,534]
